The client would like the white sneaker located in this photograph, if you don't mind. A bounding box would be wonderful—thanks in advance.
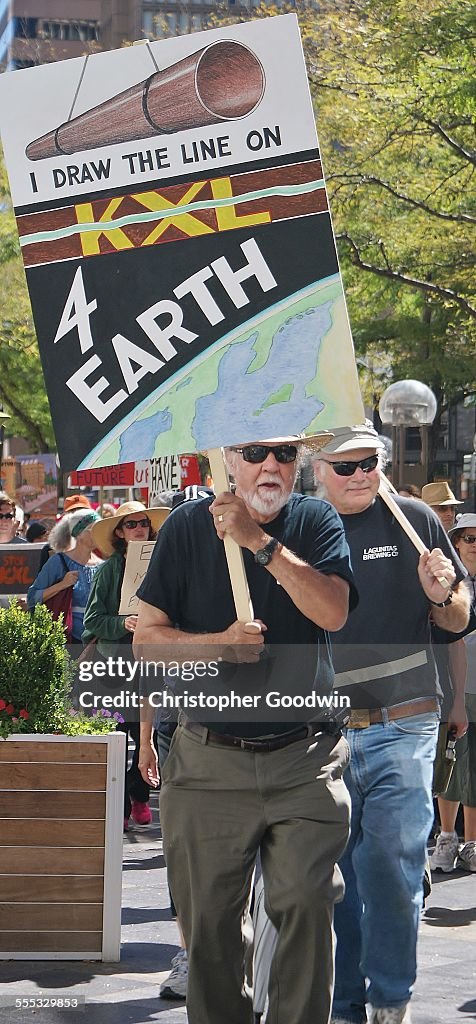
[369,1007,412,1024]
[429,831,459,872]
[457,840,476,872]
[159,948,188,1000]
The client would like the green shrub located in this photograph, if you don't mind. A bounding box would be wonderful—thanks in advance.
[0,602,119,738]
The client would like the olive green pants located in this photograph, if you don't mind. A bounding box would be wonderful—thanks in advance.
[160,724,351,1024]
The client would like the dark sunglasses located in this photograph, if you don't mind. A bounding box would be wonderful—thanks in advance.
[460,534,476,544]
[231,444,298,464]
[0,512,14,520]
[322,454,379,477]
[121,517,150,530]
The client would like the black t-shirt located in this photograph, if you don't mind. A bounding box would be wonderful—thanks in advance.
[332,495,467,708]
[137,493,357,736]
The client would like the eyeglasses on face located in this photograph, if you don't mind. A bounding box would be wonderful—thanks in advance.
[321,454,379,477]
[231,444,298,464]
[460,534,476,544]
[0,512,14,520]
[121,517,151,530]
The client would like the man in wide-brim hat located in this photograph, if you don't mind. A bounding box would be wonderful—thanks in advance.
[421,480,463,533]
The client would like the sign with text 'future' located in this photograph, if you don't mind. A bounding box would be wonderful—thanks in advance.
[0,14,364,470]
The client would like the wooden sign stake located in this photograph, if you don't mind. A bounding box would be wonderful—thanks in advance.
[207,448,255,622]
[379,478,450,590]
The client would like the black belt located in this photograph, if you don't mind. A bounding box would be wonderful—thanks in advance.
[181,720,335,753]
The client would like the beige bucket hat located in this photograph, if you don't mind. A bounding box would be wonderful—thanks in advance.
[421,482,463,507]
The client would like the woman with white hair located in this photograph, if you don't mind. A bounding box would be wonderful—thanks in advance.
[27,509,102,643]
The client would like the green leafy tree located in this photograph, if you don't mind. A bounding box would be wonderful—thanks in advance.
[0,152,55,451]
[304,0,475,450]
[208,1,475,458]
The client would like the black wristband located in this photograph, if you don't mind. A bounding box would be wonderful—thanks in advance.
[429,591,453,608]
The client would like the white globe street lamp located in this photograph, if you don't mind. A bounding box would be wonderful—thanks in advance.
[379,380,438,488]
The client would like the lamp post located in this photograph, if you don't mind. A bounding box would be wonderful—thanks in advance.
[379,380,437,489]
[0,409,11,490]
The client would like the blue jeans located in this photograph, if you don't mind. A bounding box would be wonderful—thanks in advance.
[332,711,439,1023]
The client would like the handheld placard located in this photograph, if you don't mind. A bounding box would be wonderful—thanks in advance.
[207,447,255,623]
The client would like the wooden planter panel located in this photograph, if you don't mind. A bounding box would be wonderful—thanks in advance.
[1,820,105,847]
[0,791,106,818]
[5,763,107,791]
[0,734,124,960]
[0,741,108,763]
[0,847,105,875]
[2,875,104,903]
[0,931,102,953]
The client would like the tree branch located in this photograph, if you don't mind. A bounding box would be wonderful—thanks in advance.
[337,233,476,320]
[0,381,49,451]
[423,119,476,166]
[330,174,476,224]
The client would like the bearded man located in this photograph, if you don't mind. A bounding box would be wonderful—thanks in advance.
[136,436,358,1024]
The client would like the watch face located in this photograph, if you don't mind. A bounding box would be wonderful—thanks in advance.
[256,549,269,565]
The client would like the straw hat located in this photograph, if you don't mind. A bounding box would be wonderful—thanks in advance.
[421,482,463,507]
[229,432,335,453]
[91,501,169,557]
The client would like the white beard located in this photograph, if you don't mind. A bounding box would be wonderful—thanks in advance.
[238,476,292,518]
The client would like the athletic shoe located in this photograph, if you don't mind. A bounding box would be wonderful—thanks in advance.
[429,831,458,872]
[369,1006,412,1023]
[159,949,188,1000]
[457,840,476,872]
[330,1018,365,1023]
[130,800,152,826]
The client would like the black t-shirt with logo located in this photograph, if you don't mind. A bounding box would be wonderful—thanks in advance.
[332,495,467,709]
[137,493,357,736]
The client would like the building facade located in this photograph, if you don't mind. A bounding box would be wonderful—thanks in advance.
[0,1,101,71]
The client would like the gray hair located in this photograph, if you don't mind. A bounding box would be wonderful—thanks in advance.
[48,509,91,552]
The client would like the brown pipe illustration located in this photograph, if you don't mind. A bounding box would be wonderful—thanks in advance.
[26,40,265,161]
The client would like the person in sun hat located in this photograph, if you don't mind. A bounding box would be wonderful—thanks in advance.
[312,424,470,1024]
[136,432,357,1024]
[27,508,102,642]
[82,501,169,831]
[421,481,463,533]
[430,513,476,876]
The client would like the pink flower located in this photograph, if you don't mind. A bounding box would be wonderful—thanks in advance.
[5,704,14,715]
[19,709,29,720]
[0,700,6,711]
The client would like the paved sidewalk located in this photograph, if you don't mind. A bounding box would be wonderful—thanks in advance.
[0,794,474,1023]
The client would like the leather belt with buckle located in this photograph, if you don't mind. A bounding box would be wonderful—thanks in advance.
[346,697,439,729]
[181,720,314,752]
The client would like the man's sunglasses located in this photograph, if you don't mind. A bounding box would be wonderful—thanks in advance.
[0,512,14,520]
[460,534,476,544]
[120,518,151,530]
[321,454,379,477]
[231,444,298,464]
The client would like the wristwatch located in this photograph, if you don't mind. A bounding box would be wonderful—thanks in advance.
[429,590,453,607]
[254,537,279,566]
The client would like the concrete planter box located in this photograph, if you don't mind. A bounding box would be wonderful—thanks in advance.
[0,732,125,961]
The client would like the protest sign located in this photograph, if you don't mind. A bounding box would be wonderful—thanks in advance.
[119,541,155,615]
[0,14,364,472]
[0,544,46,596]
